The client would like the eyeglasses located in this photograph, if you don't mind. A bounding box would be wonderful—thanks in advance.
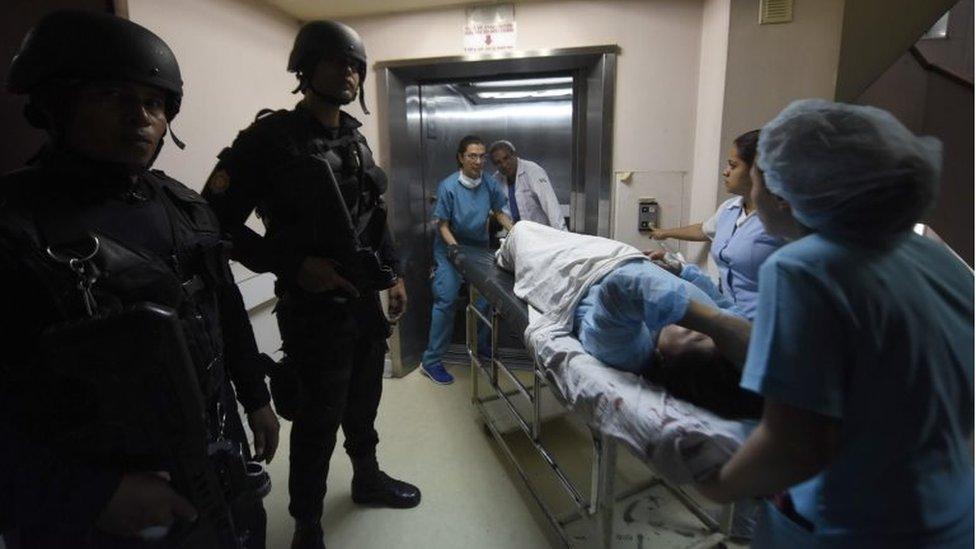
[463,153,487,161]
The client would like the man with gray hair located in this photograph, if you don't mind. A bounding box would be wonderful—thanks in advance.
[489,140,568,230]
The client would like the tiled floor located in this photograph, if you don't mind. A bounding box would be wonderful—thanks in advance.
[1,360,743,549]
[263,360,556,548]
[259,361,743,548]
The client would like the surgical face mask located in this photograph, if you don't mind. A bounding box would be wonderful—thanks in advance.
[458,170,481,189]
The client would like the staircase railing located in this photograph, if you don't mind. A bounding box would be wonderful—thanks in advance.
[908,46,974,89]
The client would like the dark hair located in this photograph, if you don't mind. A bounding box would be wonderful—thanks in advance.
[456,135,484,167]
[733,129,760,167]
[488,140,516,155]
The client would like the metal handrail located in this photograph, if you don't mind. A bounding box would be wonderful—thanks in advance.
[915,223,974,274]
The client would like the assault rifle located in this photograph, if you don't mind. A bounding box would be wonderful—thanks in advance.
[41,302,266,548]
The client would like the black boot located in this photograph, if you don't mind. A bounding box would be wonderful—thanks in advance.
[291,519,325,549]
[351,470,421,508]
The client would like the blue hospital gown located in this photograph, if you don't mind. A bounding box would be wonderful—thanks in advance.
[741,232,974,547]
[572,259,739,374]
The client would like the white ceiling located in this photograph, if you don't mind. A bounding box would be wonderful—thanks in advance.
[260,0,527,21]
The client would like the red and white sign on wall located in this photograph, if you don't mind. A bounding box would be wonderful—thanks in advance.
[463,4,516,53]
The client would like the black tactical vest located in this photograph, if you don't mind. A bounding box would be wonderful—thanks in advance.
[223,109,389,263]
[0,165,236,437]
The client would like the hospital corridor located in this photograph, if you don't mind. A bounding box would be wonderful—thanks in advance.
[1,0,973,548]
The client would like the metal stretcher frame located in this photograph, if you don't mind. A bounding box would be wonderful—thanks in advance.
[465,283,735,548]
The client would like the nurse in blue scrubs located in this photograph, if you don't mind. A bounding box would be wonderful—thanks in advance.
[420,135,513,385]
[692,100,974,548]
[649,130,783,319]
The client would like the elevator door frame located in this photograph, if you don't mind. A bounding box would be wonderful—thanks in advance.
[377,45,618,377]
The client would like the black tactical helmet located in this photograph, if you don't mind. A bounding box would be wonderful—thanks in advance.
[7,10,183,121]
[288,20,369,113]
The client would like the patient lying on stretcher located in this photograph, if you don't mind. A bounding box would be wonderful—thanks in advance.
[496,221,761,418]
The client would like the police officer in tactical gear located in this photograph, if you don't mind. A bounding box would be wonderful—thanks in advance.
[203,20,416,549]
[0,10,279,548]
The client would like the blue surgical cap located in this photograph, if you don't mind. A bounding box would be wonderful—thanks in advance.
[757,99,942,239]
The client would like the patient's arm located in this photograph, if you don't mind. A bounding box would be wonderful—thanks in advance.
[677,300,751,366]
[680,264,736,312]
[640,256,737,314]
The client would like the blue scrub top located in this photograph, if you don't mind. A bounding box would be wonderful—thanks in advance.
[709,198,784,320]
[741,232,974,546]
[432,171,507,257]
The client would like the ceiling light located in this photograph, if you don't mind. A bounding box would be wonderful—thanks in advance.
[534,89,573,97]
[471,77,573,88]
[447,103,573,121]
[476,88,572,100]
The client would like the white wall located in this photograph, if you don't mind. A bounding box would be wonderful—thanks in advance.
[127,0,300,358]
[718,0,845,207]
[685,0,732,264]
[344,0,707,252]
[128,0,300,192]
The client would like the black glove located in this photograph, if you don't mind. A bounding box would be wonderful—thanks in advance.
[446,244,460,263]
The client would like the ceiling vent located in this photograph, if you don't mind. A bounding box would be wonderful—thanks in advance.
[759,0,794,25]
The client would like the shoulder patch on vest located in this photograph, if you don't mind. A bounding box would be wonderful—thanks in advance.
[206,169,231,194]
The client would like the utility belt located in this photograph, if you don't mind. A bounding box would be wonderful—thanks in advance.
[339,245,397,294]
[274,279,388,332]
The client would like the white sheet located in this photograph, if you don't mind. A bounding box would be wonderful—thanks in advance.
[539,333,755,483]
[496,221,646,346]
[497,221,754,483]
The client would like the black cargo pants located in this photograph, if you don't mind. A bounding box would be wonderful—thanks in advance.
[276,291,389,522]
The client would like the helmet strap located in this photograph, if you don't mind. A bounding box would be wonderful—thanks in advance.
[146,123,183,167]
[358,81,370,115]
[168,121,185,149]
[308,81,353,108]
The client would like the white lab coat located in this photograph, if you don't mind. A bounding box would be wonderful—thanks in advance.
[493,158,567,230]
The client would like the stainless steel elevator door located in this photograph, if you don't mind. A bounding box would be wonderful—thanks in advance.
[418,78,575,230]
[418,77,575,353]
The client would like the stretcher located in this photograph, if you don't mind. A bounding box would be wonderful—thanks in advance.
[452,245,756,548]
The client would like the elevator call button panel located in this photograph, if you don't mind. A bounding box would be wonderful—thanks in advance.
[638,198,660,232]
